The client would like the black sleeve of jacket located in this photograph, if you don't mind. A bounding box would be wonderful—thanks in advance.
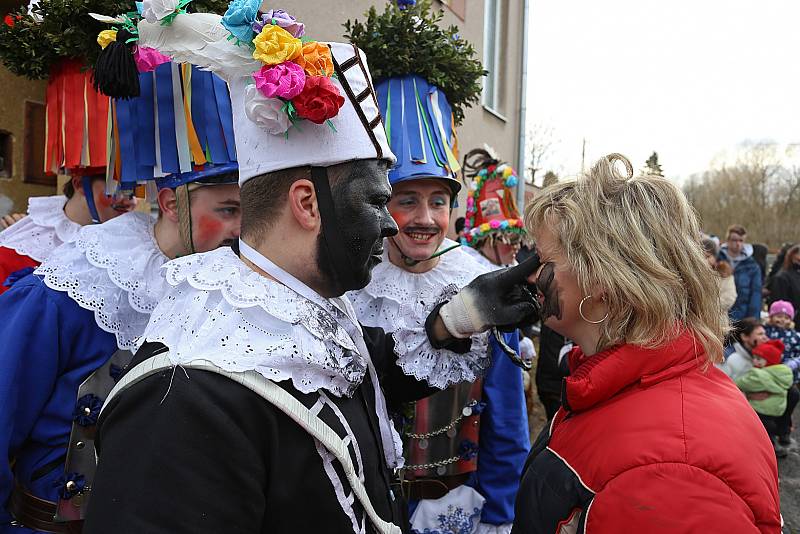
[511,422,594,534]
[84,343,273,534]
[361,325,439,411]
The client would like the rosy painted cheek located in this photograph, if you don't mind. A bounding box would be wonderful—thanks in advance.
[96,194,114,208]
[196,215,224,243]
[389,209,412,230]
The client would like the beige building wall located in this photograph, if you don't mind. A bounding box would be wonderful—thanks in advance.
[0,65,52,214]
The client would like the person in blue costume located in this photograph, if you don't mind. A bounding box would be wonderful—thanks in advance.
[350,72,530,534]
[0,58,241,533]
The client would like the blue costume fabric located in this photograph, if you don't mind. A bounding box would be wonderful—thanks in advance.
[0,275,117,531]
[467,331,530,525]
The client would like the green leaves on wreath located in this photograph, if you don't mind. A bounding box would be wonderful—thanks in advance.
[0,0,229,79]
[344,0,485,126]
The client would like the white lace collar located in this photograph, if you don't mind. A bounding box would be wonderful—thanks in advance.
[348,239,492,389]
[0,196,81,261]
[138,247,370,398]
[36,211,168,350]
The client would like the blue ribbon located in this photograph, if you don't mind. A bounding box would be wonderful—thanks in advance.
[201,70,227,163]
[136,70,156,182]
[190,67,208,159]
[155,62,179,173]
[403,77,425,163]
[213,73,237,162]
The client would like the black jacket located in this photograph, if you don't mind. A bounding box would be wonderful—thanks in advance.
[84,327,439,534]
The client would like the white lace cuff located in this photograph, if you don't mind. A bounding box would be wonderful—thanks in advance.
[392,327,491,390]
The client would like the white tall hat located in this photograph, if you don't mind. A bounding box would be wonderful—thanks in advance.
[136,12,395,185]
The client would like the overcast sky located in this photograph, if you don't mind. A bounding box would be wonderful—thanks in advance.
[525,0,800,183]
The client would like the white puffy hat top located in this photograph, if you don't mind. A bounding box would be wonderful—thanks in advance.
[136,8,395,185]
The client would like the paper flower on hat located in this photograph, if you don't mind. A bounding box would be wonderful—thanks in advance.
[295,41,334,77]
[97,29,118,49]
[253,62,305,100]
[293,76,345,124]
[221,0,259,44]
[252,10,305,38]
[244,84,292,135]
[252,25,302,65]
[142,0,179,24]
[134,46,171,72]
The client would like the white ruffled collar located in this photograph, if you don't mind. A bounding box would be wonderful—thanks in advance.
[348,239,492,389]
[138,246,370,397]
[461,244,507,272]
[36,211,168,350]
[0,196,81,261]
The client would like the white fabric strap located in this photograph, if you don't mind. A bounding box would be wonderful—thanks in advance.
[239,238,403,469]
[102,352,402,534]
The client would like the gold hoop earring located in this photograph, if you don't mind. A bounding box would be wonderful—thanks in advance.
[579,295,609,324]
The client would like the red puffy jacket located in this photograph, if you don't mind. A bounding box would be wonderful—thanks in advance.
[513,331,781,533]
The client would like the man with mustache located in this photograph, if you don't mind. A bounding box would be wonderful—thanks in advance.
[349,73,531,534]
[0,172,137,294]
[0,61,240,533]
[82,7,538,533]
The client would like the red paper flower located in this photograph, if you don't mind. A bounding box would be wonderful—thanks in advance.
[292,76,345,124]
[4,14,16,27]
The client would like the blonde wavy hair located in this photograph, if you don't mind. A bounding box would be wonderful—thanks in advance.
[524,154,728,363]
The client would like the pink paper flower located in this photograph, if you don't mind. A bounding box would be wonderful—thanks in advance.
[134,46,171,73]
[489,219,501,229]
[252,62,305,100]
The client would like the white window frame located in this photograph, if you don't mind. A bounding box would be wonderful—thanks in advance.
[482,0,503,114]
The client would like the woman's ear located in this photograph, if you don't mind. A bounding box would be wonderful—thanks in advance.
[157,188,179,223]
[287,179,319,231]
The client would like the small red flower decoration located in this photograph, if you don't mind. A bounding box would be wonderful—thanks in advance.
[4,14,16,27]
[292,76,345,124]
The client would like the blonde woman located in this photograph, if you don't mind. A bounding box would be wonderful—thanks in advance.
[702,237,738,313]
[512,155,780,533]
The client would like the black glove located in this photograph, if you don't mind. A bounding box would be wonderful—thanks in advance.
[439,254,542,338]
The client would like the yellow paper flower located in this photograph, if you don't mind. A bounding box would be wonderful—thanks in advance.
[295,41,334,76]
[97,29,118,50]
[479,223,491,232]
[252,25,302,65]
[502,166,514,178]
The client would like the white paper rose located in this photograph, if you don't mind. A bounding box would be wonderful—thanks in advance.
[141,0,180,23]
[244,84,291,135]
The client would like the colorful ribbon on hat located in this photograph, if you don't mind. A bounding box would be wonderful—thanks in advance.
[44,59,110,175]
[108,62,237,190]
[378,75,460,184]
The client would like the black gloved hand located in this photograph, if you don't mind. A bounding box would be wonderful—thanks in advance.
[439,254,542,338]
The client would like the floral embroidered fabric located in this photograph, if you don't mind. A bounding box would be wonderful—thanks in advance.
[36,211,168,350]
[138,247,370,398]
[349,240,492,390]
[0,196,81,261]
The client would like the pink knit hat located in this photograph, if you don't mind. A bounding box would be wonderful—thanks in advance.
[769,300,795,319]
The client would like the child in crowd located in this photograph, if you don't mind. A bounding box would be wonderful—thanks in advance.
[702,238,737,314]
[736,339,793,457]
[765,301,800,369]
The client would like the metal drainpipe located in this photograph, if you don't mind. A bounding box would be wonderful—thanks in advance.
[516,0,530,212]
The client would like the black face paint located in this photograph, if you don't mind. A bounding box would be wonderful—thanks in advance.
[315,161,398,296]
[536,262,563,321]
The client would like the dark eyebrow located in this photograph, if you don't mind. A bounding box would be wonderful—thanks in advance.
[217,199,241,206]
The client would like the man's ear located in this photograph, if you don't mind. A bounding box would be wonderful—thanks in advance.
[71,176,85,197]
[287,179,319,231]
[157,188,179,223]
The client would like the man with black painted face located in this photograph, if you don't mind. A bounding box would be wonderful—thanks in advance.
[83,12,539,534]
